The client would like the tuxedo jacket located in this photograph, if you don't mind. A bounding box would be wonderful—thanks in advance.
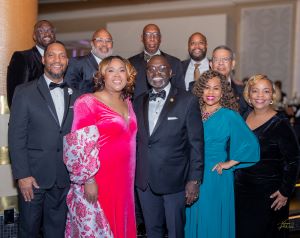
[8,76,81,189]
[64,52,98,93]
[7,46,44,108]
[129,51,185,99]
[134,86,204,194]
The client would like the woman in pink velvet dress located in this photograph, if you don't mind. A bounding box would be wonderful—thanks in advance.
[69,55,137,237]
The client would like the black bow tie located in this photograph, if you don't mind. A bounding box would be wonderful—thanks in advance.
[149,90,166,101]
[49,82,67,90]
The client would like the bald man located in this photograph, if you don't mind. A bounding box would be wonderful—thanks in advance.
[129,24,185,99]
[181,32,210,91]
[7,20,56,108]
[65,28,113,93]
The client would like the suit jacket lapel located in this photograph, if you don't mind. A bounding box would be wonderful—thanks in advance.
[88,53,99,71]
[37,76,60,126]
[61,87,71,128]
[32,47,43,73]
[151,86,177,136]
[142,93,150,137]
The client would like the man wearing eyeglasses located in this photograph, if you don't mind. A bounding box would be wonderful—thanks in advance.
[129,24,185,99]
[134,55,204,238]
[210,45,249,115]
[64,28,113,93]
[7,20,56,108]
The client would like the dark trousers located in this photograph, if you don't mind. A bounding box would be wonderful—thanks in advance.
[18,185,69,238]
[137,186,186,238]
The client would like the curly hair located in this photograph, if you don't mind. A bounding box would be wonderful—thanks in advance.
[93,55,137,100]
[192,70,239,111]
[243,74,277,106]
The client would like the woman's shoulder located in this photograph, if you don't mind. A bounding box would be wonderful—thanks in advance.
[221,107,241,117]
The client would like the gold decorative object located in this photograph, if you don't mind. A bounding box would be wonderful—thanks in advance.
[0,195,18,213]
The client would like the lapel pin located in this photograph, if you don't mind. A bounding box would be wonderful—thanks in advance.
[68,88,73,95]
[170,97,174,102]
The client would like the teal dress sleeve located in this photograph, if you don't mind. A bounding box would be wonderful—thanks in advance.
[227,110,260,169]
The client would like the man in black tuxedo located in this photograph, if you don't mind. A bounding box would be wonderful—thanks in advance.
[210,45,249,115]
[64,28,113,93]
[7,20,56,108]
[134,55,204,238]
[182,32,210,91]
[8,42,80,238]
[129,24,185,99]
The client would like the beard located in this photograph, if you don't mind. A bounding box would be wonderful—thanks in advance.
[92,45,113,59]
[189,49,207,62]
[45,64,66,79]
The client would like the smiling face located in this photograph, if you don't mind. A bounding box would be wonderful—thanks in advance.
[42,42,68,82]
[188,33,207,62]
[103,58,127,93]
[91,29,113,59]
[146,55,172,92]
[202,76,222,110]
[33,20,56,49]
[210,48,235,78]
[248,79,274,110]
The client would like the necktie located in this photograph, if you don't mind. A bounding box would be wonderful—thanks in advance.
[194,63,200,81]
[144,53,152,62]
[49,82,67,90]
[149,90,166,101]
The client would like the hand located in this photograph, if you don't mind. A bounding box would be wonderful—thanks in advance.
[18,176,39,202]
[212,160,238,175]
[84,181,98,203]
[185,181,199,205]
[270,190,288,211]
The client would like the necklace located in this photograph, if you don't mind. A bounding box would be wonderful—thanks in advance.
[202,106,222,122]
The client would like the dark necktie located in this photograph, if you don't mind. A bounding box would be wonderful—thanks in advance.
[49,82,67,90]
[149,90,166,101]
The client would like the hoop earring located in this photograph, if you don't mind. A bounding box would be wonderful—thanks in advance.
[270,100,273,105]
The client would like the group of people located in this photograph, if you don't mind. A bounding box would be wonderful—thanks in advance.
[7,19,300,238]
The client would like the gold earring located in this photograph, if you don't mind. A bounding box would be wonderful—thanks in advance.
[270,100,273,105]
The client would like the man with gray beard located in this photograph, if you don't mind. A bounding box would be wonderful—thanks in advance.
[65,28,113,93]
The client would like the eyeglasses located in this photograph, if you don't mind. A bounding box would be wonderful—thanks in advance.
[146,65,169,74]
[36,28,55,35]
[143,32,161,39]
[212,57,232,63]
[93,38,113,44]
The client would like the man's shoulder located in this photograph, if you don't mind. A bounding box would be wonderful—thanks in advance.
[161,52,181,63]
[128,52,143,62]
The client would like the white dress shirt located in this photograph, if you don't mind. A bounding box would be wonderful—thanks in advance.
[148,83,171,135]
[184,58,210,90]
[44,75,65,126]
[92,52,102,65]
[36,45,44,56]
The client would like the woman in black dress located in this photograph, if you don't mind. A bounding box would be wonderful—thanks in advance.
[235,74,300,238]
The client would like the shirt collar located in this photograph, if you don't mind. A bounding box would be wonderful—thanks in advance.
[144,49,161,56]
[91,51,102,64]
[36,45,44,56]
[44,74,63,87]
[191,57,209,67]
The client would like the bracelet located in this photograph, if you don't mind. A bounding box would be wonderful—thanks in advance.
[85,177,95,184]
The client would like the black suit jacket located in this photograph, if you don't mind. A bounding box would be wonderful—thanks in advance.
[129,51,185,99]
[181,59,190,77]
[134,86,204,194]
[7,46,44,108]
[231,80,249,116]
[64,52,98,93]
[8,76,81,188]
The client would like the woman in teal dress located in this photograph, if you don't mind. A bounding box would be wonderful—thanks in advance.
[185,70,260,238]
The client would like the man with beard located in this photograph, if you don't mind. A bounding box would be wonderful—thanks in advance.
[65,28,113,93]
[181,32,209,91]
[210,45,249,115]
[129,24,184,99]
[134,55,204,238]
[7,20,56,108]
[8,42,80,238]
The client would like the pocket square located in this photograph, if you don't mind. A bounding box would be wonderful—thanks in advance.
[167,117,178,120]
